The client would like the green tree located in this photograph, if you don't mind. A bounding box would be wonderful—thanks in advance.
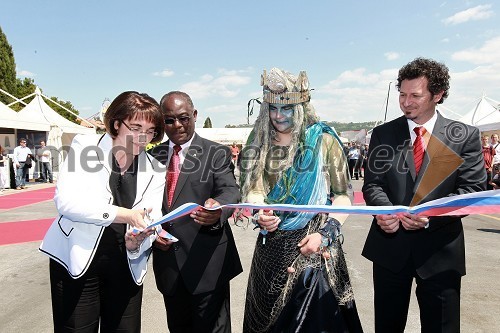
[45,96,80,122]
[9,77,36,111]
[203,117,213,128]
[0,26,17,105]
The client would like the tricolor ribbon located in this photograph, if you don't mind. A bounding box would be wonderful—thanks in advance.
[137,190,500,233]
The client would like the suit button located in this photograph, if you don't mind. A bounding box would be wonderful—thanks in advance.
[169,223,173,227]
[174,244,179,251]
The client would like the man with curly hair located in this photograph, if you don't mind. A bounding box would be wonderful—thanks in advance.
[362,57,486,332]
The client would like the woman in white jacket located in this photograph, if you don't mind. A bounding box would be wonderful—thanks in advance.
[40,91,166,332]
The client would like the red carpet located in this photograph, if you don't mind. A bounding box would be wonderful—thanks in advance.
[0,187,55,210]
[0,218,53,246]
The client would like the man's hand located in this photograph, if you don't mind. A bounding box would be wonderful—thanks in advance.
[375,214,400,233]
[154,236,174,251]
[191,198,222,226]
[399,213,429,231]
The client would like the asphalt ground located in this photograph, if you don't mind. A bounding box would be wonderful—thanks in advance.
[0,180,499,332]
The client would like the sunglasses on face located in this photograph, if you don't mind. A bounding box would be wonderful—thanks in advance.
[164,116,191,125]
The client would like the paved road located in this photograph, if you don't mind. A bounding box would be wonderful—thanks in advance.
[1,180,499,332]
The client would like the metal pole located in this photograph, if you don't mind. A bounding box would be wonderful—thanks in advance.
[384,81,392,123]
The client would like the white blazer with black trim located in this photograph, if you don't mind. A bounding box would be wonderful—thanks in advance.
[39,133,166,285]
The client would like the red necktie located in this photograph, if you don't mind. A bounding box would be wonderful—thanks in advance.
[167,145,182,206]
[413,127,427,175]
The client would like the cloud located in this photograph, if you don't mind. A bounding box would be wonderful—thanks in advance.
[216,67,254,75]
[197,103,251,127]
[442,4,494,25]
[322,67,397,90]
[180,69,252,99]
[152,69,174,77]
[17,69,35,77]
[448,62,500,111]
[314,67,399,122]
[452,36,500,64]
[384,52,400,61]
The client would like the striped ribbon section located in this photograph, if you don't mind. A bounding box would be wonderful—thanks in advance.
[136,190,500,233]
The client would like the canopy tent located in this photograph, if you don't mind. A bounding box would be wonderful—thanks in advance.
[196,127,254,145]
[0,102,19,152]
[459,96,500,132]
[0,101,20,130]
[17,87,95,135]
[16,87,95,171]
[0,87,96,175]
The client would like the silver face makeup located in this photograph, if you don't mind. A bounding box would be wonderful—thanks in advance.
[269,103,295,133]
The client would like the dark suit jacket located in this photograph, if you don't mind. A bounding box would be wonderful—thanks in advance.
[149,134,243,295]
[362,114,486,279]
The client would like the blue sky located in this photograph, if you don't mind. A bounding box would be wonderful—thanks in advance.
[1,0,499,127]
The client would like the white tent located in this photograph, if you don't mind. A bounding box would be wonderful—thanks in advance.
[0,102,19,152]
[196,127,254,145]
[17,87,95,136]
[16,87,96,171]
[459,96,500,132]
[0,101,20,130]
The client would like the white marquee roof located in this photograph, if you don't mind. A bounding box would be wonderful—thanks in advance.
[0,101,19,129]
[196,127,254,145]
[459,96,500,132]
[16,87,95,134]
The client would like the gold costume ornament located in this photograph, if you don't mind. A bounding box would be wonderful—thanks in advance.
[261,68,311,104]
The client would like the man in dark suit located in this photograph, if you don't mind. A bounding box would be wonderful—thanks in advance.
[149,91,242,333]
[362,58,486,332]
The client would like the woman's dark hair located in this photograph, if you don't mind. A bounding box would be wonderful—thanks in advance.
[396,57,450,104]
[104,91,164,143]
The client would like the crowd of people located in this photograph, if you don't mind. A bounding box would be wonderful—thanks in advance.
[29,57,495,332]
[481,133,500,190]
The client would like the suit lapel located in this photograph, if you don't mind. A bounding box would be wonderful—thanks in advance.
[410,113,464,205]
[393,117,417,180]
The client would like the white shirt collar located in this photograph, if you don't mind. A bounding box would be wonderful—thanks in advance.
[167,134,195,164]
[168,134,195,152]
[407,111,438,142]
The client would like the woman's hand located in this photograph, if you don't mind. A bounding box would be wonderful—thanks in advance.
[287,232,330,273]
[256,209,280,232]
[115,207,149,230]
[297,232,324,256]
[125,228,155,252]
